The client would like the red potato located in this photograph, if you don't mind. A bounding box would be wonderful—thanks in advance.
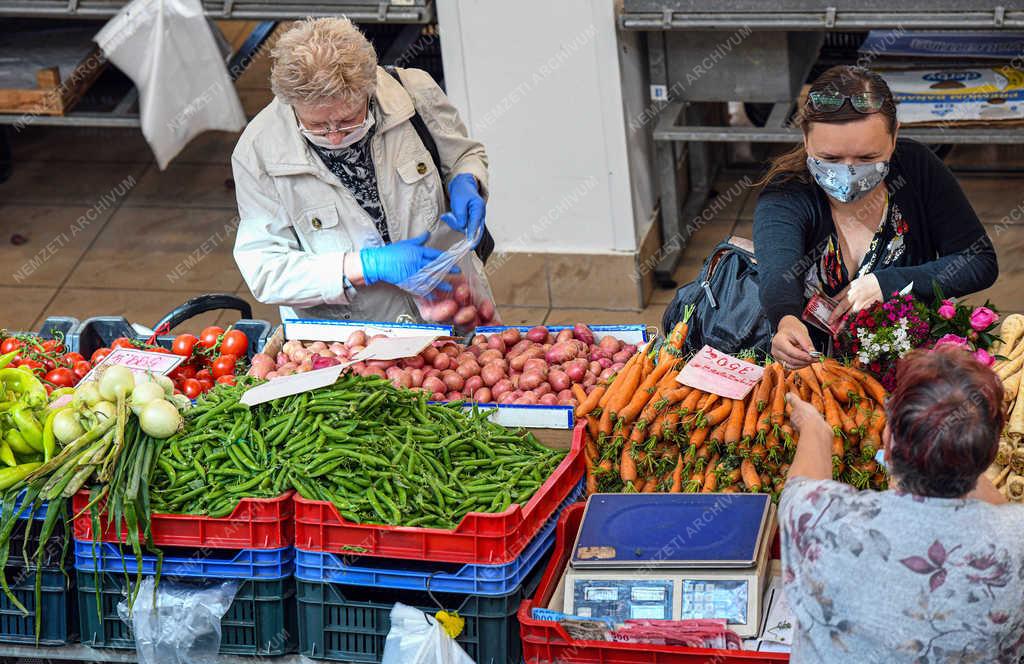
[611,361,626,371]
[526,326,549,343]
[454,283,472,306]
[442,344,461,358]
[548,369,571,392]
[523,358,548,376]
[500,328,521,345]
[349,344,366,353]
[517,392,539,405]
[491,378,513,397]
[477,349,503,364]
[598,335,622,355]
[555,328,574,344]
[473,387,493,403]
[425,367,441,379]
[291,348,310,363]
[497,391,517,404]
[430,300,459,323]
[557,389,575,404]
[598,357,613,369]
[545,342,579,365]
[583,374,596,387]
[328,341,346,354]
[367,359,394,370]
[535,382,553,397]
[431,392,447,401]
[346,330,368,347]
[467,345,483,359]
[282,340,303,356]
[446,391,463,400]
[442,371,465,392]
[403,355,425,369]
[453,306,478,327]
[599,367,616,381]
[410,368,425,388]
[471,334,488,348]
[456,360,481,379]
[510,347,543,371]
[422,376,446,394]
[392,372,413,389]
[309,341,328,352]
[479,299,496,322]
[432,353,451,371]
[573,324,596,345]
[364,367,387,378]
[589,361,602,376]
[612,348,634,364]
[539,393,559,405]
[518,371,545,391]
[457,352,476,365]
[480,364,505,387]
[276,352,289,367]
[464,375,484,394]
[486,335,506,353]
[422,346,439,363]
[508,339,533,357]
[564,359,588,382]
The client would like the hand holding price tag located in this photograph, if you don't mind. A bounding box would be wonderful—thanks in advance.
[676,346,764,400]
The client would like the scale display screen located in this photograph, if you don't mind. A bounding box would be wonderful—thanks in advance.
[572,580,673,622]
[680,579,749,624]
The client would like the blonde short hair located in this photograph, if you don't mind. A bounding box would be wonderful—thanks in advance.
[270,18,378,106]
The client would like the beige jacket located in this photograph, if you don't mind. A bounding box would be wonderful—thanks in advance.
[232,66,488,323]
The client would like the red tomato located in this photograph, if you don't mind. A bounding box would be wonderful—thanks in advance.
[0,338,23,355]
[195,368,213,382]
[171,334,198,357]
[211,354,237,379]
[219,330,248,358]
[198,379,214,392]
[90,348,112,364]
[62,352,85,364]
[181,378,203,399]
[41,358,56,371]
[215,375,236,386]
[72,361,92,380]
[170,363,197,382]
[149,346,173,354]
[198,326,224,350]
[15,359,43,373]
[111,337,135,349]
[44,367,76,388]
[41,339,64,354]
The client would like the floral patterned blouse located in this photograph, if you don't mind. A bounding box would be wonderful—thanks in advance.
[780,476,1024,663]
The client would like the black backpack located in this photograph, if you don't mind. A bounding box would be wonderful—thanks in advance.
[384,66,494,265]
[661,237,772,357]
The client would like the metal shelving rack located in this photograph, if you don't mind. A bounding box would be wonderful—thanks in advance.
[621,0,1024,286]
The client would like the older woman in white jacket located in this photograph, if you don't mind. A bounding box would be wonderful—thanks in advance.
[232,18,489,322]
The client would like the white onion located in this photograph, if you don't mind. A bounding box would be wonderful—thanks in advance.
[53,409,85,445]
[139,399,182,439]
[73,382,102,408]
[129,382,166,416]
[98,366,134,401]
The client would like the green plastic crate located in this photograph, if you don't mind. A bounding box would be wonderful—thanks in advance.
[76,571,296,656]
[0,565,76,645]
[298,551,549,663]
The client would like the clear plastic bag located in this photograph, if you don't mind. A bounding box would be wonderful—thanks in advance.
[398,221,500,333]
[381,603,475,664]
[117,577,239,664]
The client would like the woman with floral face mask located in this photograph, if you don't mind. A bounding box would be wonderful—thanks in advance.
[753,65,998,369]
[232,18,489,323]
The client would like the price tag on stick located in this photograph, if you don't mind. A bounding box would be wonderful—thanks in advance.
[676,345,764,400]
[79,348,185,385]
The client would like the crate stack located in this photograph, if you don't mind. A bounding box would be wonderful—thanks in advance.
[71,491,298,656]
[293,429,586,664]
[0,493,76,646]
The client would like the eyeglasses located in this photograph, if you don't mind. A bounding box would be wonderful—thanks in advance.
[808,91,887,114]
[297,101,369,136]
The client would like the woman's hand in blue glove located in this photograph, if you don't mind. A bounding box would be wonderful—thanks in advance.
[447,173,486,245]
[360,233,458,286]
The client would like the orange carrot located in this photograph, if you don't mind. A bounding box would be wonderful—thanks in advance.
[598,408,613,437]
[754,366,775,412]
[619,360,677,423]
[702,454,721,492]
[770,367,787,427]
[571,383,588,408]
[704,400,734,429]
[575,385,605,417]
[670,452,685,492]
[832,434,844,458]
[679,390,704,415]
[609,362,643,418]
[641,476,658,492]
[586,462,598,494]
[620,440,637,482]
[708,419,729,447]
[724,397,746,445]
[742,392,761,441]
[586,414,599,439]
[600,353,638,409]
[838,404,858,435]
[821,384,843,433]
[797,366,823,398]
[811,392,824,413]
[740,458,761,492]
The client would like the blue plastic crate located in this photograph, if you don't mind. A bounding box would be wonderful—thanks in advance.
[6,489,51,521]
[295,480,584,595]
[73,541,294,579]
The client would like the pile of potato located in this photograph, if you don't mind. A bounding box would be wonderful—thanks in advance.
[988,313,1024,501]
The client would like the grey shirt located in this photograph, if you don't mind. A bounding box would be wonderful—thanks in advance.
[780,476,1024,663]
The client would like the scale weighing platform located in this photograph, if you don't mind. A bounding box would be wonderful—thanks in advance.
[563,493,776,638]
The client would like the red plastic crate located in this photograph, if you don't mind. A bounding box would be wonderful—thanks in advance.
[72,490,294,549]
[518,503,790,664]
[294,425,585,564]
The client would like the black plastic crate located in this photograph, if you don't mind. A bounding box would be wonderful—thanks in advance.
[297,551,549,663]
[76,571,296,656]
[6,511,68,569]
[74,316,270,361]
[0,565,77,645]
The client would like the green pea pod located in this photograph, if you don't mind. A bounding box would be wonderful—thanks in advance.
[0,462,41,491]
[10,405,44,452]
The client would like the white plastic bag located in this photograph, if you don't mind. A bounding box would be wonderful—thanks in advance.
[381,603,475,664]
[94,0,246,169]
[116,577,239,664]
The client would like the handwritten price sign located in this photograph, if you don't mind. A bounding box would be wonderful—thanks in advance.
[676,345,764,400]
[80,348,184,384]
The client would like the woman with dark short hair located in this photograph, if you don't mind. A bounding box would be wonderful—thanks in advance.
[782,348,1024,662]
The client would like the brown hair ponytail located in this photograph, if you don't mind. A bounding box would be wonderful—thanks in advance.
[758,65,898,187]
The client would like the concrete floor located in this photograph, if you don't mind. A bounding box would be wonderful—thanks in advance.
[2,41,1022,334]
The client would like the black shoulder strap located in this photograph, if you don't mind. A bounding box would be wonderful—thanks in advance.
[383,65,494,264]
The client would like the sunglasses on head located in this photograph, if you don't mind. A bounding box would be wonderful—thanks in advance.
[808,90,887,114]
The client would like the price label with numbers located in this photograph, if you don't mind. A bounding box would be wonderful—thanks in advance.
[676,345,764,400]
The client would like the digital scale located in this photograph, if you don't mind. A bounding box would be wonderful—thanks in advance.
[563,493,776,638]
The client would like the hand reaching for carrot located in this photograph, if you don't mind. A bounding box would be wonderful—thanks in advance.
[785,392,834,482]
[786,393,831,442]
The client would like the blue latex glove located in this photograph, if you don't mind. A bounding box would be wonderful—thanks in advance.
[360,232,459,287]
[447,173,486,245]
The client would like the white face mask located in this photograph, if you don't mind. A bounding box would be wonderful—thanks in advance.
[299,109,374,151]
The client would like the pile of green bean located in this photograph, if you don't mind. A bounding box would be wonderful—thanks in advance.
[149,375,566,527]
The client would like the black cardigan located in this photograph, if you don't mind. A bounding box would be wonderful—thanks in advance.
[752,139,998,329]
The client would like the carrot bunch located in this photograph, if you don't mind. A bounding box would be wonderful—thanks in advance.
[578,334,890,500]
